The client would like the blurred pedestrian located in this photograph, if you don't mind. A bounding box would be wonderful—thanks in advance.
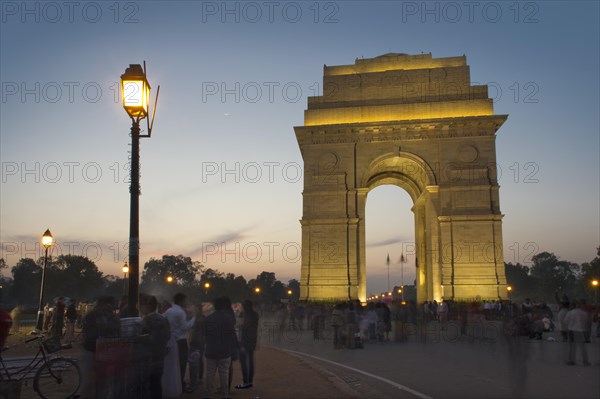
[564,300,590,366]
[9,305,22,333]
[164,293,195,390]
[186,303,206,394]
[203,296,236,399]
[64,299,77,344]
[139,294,171,399]
[331,303,344,349]
[235,299,259,390]
[80,296,120,399]
[54,297,65,339]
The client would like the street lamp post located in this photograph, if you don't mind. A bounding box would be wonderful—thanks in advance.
[592,280,599,304]
[386,254,390,293]
[35,229,53,332]
[204,282,210,299]
[120,63,159,317]
[122,263,129,296]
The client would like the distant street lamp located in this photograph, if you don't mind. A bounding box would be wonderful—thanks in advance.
[36,229,53,331]
[166,275,174,284]
[122,263,129,295]
[592,279,599,304]
[120,63,159,317]
[254,287,261,294]
[507,285,513,301]
[204,282,211,299]
[287,289,292,296]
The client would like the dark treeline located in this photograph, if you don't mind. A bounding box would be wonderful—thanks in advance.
[0,254,300,309]
[1,248,598,308]
[505,248,600,303]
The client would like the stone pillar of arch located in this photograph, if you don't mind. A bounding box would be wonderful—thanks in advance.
[295,53,508,303]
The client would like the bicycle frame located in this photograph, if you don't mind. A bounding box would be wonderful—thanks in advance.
[0,336,54,382]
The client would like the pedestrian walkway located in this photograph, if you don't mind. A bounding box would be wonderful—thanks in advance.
[180,346,354,399]
[261,318,600,399]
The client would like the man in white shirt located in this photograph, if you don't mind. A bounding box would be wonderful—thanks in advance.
[164,293,196,388]
[563,301,590,366]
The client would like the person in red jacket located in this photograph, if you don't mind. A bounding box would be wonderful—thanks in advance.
[0,308,12,349]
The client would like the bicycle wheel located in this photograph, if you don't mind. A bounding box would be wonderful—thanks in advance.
[33,357,80,399]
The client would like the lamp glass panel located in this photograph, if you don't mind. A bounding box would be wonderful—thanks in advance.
[122,80,146,110]
[42,235,53,247]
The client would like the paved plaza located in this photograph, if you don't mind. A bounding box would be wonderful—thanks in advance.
[261,318,600,399]
[5,319,600,399]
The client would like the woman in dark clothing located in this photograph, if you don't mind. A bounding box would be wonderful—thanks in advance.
[202,296,237,399]
[185,303,206,393]
[235,300,259,389]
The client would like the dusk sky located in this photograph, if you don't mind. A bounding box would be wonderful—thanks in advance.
[1,1,598,296]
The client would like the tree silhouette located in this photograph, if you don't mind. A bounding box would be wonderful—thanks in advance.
[530,252,578,302]
[10,258,41,305]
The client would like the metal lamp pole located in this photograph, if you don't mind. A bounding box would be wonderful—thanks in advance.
[128,118,141,317]
[35,229,53,332]
[122,263,129,296]
[120,63,159,317]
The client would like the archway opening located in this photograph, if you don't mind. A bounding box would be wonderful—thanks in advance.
[365,185,416,302]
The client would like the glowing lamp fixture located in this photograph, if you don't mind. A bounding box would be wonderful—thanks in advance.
[255,287,261,294]
[166,275,174,284]
[592,280,599,287]
[41,229,53,248]
[121,64,150,119]
[507,286,513,292]
[122,263,129,274]
[204,282,211,289]
[288,290,293,295]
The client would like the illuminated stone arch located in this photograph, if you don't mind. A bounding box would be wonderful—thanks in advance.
[295,53,508,303]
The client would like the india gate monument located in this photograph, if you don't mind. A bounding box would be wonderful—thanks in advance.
[295,53,508,304]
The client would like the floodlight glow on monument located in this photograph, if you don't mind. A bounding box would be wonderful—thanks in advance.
[121,64,150,118]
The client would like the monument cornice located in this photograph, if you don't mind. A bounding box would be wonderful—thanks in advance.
[295,115,507,146]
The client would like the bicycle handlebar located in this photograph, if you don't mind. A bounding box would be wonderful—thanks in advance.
[25,334,44,343]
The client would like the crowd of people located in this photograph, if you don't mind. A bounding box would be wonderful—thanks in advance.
[76,293,259,399]
[257,295,600,366]
[3,289,599,398]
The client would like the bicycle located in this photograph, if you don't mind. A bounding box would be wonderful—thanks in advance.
[0,334,80,399]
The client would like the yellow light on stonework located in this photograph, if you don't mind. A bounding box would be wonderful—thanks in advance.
[304,100,493,126]
[122,263,129,274]
[121,64,150,119]
[41,229,53,248]
[166,275,174,284]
